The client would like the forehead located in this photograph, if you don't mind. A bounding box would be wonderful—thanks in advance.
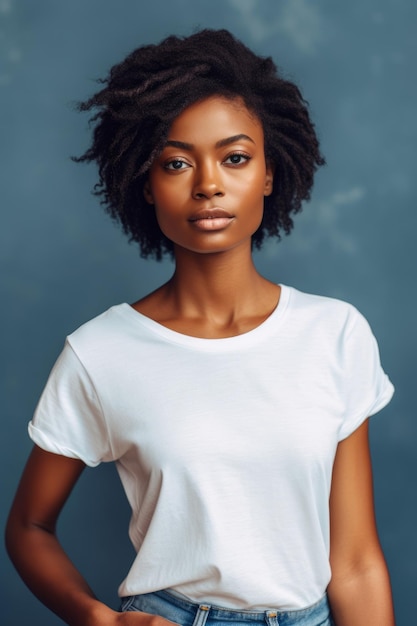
[167,96,264,143]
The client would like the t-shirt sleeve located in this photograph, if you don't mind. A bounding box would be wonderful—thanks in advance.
[28,339,113,466]
[338,307,394,441]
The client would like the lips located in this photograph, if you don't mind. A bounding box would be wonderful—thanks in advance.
[188,207,235,231]
[189,207,234,221]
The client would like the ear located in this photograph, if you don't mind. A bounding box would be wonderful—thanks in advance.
[143,179,154,205]
[264,163,274,197]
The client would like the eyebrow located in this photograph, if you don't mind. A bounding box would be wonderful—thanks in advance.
[165,134,256,151]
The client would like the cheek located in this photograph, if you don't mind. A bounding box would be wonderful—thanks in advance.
[148,171,188,209]
[234,171,269,205]
[148,186,175,220]
[154,203,175,232]
[152,194,185,241]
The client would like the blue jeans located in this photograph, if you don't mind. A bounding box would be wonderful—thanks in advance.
[120,589,335,626]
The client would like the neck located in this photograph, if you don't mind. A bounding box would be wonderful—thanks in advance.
[133,243,280,338]
[167,244,272,319]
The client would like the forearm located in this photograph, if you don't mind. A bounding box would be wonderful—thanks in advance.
[327,560,396,626]
[5,520,115,626]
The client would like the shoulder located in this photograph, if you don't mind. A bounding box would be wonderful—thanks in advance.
[66,303,135,358]
[285,285,368,335]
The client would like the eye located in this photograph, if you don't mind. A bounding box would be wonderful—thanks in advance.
[223,152,251,166]
[164,159,190,171]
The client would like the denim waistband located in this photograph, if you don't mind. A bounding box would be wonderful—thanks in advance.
[120,589,334,626]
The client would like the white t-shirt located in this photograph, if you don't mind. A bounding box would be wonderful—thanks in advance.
[29,285,394,610]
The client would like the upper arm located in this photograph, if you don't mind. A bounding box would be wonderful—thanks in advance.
[7,445,86,533]
[329,419,383,576]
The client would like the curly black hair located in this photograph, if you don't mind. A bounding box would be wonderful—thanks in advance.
[74,29,325,259]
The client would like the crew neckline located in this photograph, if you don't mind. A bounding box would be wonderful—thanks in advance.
[115,284,290,351]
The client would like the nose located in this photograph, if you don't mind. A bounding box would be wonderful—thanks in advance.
[192,161,225,199]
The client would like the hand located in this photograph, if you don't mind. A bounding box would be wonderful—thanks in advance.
[91,607,180,626]
[116,612,179,626]
[117,611,179,626]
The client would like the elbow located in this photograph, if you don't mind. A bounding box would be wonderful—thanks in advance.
[327,556,395,625]
[5,506,55,565]
[5,506,26,563]
[5,509,23,567]
[328,549,392,600]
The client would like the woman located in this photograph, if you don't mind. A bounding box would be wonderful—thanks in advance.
[6,29,395,626]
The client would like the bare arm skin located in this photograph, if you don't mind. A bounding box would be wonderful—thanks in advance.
[5,445,176,626]
[327,420,396,625]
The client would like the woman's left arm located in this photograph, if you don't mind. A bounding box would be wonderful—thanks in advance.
[327,419,396,626]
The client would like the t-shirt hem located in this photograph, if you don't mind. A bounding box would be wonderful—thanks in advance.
[28,422,100,467]
[338,377,395,441]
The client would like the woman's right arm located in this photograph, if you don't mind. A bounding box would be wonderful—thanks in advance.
[5,445,173,626]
